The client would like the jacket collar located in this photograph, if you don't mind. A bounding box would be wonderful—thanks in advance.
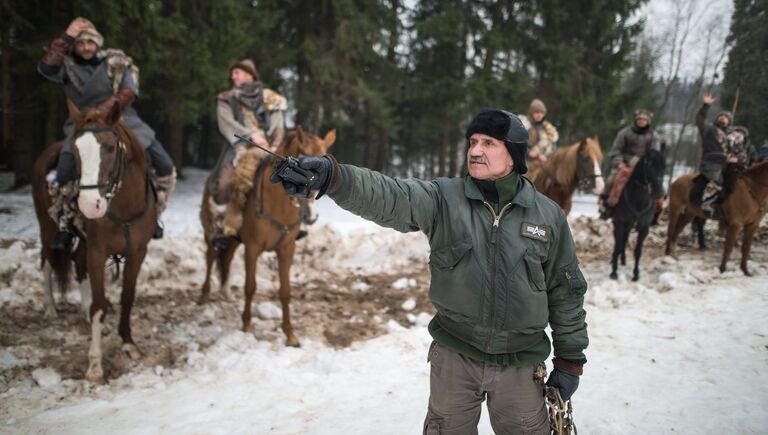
[464,174,535,208]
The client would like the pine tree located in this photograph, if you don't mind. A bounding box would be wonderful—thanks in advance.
[722,0,768,148]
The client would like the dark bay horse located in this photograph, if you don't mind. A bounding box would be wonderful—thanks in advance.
[32,102,157,384]
[610,148,665,281]
[526,136,605,214]
[199,127,335,346]
[666,160,768,275]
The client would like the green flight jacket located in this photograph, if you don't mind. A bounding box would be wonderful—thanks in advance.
[328,164,589,362]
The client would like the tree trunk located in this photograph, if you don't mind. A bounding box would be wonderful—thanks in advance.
[1,12,11,169]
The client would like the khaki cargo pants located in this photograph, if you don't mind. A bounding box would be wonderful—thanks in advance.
[423,341,548,435]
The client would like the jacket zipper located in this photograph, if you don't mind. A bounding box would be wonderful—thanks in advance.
[482,201,513,352]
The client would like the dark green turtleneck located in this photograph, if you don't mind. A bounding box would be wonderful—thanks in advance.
[428,170,551,366]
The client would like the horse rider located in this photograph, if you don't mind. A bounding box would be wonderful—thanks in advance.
[726,126,756,166]
[689,92,739,218]
[271,108,589,434]
[599,108,660,219]
[521,98,559,162]
[208,59,287,250]
[38,17,176,249]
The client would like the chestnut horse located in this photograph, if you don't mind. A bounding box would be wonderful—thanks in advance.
[526,136,605,214]
[32,102,157,384]
[665,160,768,275]
[199,127,335,346]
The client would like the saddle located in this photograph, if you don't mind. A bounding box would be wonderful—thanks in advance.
[222,147,266,236]
[607,164,634,207]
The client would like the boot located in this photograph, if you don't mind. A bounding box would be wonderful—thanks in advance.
[689,175,708,205]
[52,230,74,251]
[598,194,611,220]
[296,230,308,240]
[153,169,176,240]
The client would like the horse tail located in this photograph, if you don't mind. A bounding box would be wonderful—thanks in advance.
[50,245,71,296]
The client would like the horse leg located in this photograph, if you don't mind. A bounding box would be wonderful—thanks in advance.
[199,241,216,305]
[620,251,626,266]
[739,222,758,277]
[665,206,680,256]
[667,211,694,258]
[42,261,58,318]
[694,217,707,250]
[719,223,742,273]
[74,243,90,321]
[277,242,300,347]
[610,222,629,280]
[633,224,650,282]
[118,246,147,361]
[241,242,262,333]
[219,242,238,302]
[85,250,109,384]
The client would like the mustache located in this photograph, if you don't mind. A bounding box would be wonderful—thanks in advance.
[469,156,487,164]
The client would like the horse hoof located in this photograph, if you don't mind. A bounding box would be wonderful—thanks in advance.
[609,273,618,280]
[632,275,639,282]
[242,323,254,333]
[286,338,301,348]
[44,307,59,319]
[85,371,105,385]
[197,295,209,305]
[122,343,142,361]
[719,266,726,274]
[742,269,752,277]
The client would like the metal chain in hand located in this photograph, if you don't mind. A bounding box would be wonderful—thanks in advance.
[534,363,578,435]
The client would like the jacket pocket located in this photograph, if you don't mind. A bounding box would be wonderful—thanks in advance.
[428,238,481,321]
[564,263,588,296]
[524,252,547,292]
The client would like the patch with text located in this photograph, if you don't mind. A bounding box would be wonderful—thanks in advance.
[521,222,550,242]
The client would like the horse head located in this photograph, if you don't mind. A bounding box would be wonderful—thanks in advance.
[575,136,605,195]
[281,125,336,158]
[635,148,666,200]
[279,126,337,222]
[67,100,132,219]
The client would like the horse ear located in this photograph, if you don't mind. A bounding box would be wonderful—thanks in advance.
[104,101,122,126]
[322,129,336,150]
[579,137,588,151]
[66,99,83,125]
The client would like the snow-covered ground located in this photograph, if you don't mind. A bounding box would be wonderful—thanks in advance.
[1,169,767,434]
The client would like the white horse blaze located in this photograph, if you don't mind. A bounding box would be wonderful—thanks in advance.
[592,159,605,195]
[75,132,107,219]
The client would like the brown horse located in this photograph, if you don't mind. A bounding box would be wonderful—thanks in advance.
[665,160,768,275]
[32,102,157,384]
[526,136,605,214]
[199,127,335,346]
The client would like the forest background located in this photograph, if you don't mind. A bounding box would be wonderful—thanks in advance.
[0,0,765,185]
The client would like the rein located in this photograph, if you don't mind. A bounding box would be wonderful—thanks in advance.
[253,156,301,251]
[77,125,154,261]
[619,164,656,220]
[77,127,126,199]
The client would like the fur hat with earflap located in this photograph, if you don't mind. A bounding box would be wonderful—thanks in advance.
[465,109,529,174]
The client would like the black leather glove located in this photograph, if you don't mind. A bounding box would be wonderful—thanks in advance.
[546,367,580,401]
[270,156,334,199]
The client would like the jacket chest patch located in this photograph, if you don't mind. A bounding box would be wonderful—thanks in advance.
[521,222,550,242]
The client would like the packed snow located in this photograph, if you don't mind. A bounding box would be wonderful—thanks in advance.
[1,168,767,434]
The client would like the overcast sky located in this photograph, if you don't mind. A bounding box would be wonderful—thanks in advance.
[640,0,734,81]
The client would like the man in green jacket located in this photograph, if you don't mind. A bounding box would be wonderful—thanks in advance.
[272,109,588,434]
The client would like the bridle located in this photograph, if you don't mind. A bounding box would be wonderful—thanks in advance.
[76,126,127,200]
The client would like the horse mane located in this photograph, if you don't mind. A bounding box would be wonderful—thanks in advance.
[745,159,768,177]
